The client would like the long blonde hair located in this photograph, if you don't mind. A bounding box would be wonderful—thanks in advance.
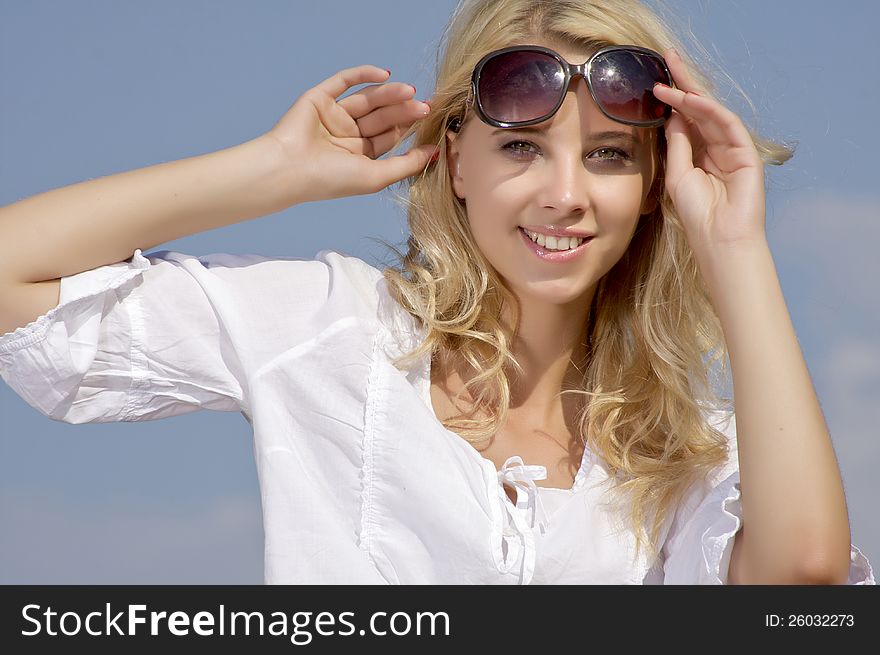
[377,0,793,563]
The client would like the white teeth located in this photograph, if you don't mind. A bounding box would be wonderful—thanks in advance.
[525,229,583,251]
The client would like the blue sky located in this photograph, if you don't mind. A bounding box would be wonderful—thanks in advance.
[1,0,877,582]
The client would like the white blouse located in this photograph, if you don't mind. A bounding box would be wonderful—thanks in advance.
[0,248,874,585]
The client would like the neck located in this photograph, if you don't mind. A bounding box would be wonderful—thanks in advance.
[500,287,594,426]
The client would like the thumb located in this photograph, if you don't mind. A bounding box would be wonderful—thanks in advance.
[369,145,441,191]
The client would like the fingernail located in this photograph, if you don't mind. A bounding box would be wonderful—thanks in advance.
[410,84,417,94]
[385,69,392,77]
[430,148,441,162]
[654,82,670,90]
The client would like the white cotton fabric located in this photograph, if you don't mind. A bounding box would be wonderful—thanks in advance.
[0,248,874,585]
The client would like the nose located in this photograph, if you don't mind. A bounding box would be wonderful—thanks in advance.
[535,78,597,216]
[538,150,593,217]
[520,67,616,218]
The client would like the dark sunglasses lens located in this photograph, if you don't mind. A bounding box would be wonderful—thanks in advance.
[590,50,671,124]
[478,50,565,124]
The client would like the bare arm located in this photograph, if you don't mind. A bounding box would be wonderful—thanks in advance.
[0,135,289,287]
[0,64,437,336]
[704,244,851,585]
[0,136,289,336]
[655,50,851,584]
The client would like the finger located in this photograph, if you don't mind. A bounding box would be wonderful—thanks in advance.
[340,122,406,159]
[369,114,418,158]
[337,81,418,120]
[663,109,695,190]
[308,90,363,140]
[357,98,432,140]
[314,64,392,102]
[653,83,754,150]
[307,66,396,138]
[362,144,441,192]
[337,80,431,138]
[662,48,705,95]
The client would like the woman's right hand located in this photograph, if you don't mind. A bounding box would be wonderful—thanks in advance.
[265,65,437,206]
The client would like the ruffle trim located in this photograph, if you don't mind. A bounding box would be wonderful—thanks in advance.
[702,475,743,584]
[0,249,151,354]
[703,474,875,585]
[846,544,875,585]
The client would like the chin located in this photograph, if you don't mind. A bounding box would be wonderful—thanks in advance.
[512,277,595,307]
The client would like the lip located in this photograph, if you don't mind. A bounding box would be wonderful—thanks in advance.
[519,226,592,262]
[520,224,595,239]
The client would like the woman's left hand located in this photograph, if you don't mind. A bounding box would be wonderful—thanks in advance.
[652,48,767,257]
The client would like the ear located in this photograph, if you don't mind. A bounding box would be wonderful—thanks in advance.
[445,131,466,201]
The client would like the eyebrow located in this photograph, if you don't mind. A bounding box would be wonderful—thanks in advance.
[491,127,639,143]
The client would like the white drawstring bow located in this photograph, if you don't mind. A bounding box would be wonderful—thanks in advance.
[492,456,552,584]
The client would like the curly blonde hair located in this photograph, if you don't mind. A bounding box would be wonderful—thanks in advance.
[375,0,793,563]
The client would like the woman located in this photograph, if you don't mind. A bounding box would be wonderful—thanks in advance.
[0,0,873,584]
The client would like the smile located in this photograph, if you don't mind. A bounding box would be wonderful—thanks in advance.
[518,227,592,262]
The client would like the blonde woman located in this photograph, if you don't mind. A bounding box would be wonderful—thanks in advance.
[0,0,873,585]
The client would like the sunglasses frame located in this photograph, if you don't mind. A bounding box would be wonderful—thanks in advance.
[450,44,673,132]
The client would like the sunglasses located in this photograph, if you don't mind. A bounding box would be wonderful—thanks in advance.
[449,44,673,132]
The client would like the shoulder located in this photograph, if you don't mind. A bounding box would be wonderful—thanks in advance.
[701,405,738,482]
[668,404,738,521]
[314,248,386,307]
[671,405,740,526]
[151,247,388,319]
[696,403,737,456]
[161,247,423,362]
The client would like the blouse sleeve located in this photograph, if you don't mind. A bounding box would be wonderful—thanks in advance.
[0,247,383,424]
[662,409,876,585]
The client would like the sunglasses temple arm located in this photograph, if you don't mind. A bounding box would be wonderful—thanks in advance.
[448,86,473,133]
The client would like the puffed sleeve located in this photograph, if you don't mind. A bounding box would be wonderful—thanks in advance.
[662,409,875,585]
[0,247,383,424]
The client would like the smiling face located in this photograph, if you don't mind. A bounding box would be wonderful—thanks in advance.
[446,40,661,309]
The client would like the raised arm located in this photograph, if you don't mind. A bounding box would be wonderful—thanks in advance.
[653,49,851,584]
[0,135,288,288]
[0,136,289,335]
[0,64,436,335]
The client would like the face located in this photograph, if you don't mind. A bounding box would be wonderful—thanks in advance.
[446,41,661,308]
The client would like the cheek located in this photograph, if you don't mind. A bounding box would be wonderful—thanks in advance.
[592,176,649,224]
[463,177,520,232]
